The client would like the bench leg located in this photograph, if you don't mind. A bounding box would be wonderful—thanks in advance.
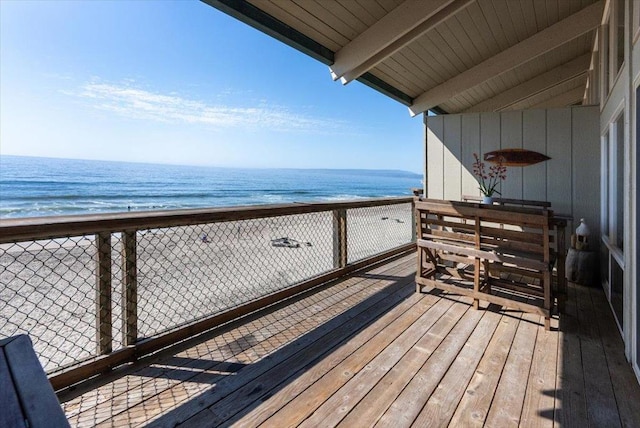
[544,316,551,331]
[544,271,552,331]
[416,247,423,293]
[473,257,480,310]
[483,259,491,295]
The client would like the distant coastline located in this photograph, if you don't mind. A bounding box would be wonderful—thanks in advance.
[0,155,422,218]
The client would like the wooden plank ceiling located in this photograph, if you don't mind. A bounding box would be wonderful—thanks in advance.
[203,0,603,115]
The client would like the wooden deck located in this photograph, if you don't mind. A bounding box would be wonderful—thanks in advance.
[57,253,640,427]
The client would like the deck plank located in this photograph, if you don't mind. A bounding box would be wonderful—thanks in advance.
[297,293,463,428]
[228,290,457,426]
[254,286,445,427]
[484,312,540,427]
[519,313,559,427]
[75,258,412,426]
[373,298,485,427]
[574,282,623,427]
[447,310,522,427]
[554,281,589,428]
[63,253,414,418]
[334,294,470,427]
[588,286,640,427]
[57,254,640,428]
[412,306,503,427]
[114,259,418,427]
[70,257,415,426]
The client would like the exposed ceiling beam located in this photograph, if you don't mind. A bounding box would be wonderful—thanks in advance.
[465,53,591,112]
[202,0,415,106]
[530,86,586,109]
[506,74,588,111]
[330,0,474,84]
[408,0,604,116]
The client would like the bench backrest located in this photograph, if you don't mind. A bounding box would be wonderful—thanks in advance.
[415,198,553,267]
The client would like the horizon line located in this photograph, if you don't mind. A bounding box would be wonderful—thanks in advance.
[0,153,423,175]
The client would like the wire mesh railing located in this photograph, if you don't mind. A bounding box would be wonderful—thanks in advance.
[0,198,415,387]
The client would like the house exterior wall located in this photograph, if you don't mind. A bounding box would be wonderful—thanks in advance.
[630,0,640,386]
[424,0,640,388]
[590,0,640,382]
[424,106,601,239]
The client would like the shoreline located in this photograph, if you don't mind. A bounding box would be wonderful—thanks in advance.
[0,193,416,220]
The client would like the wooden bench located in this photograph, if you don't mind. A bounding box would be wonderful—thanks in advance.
[462,195,569,311]
[415,198,561,330]
[0,335,69,428]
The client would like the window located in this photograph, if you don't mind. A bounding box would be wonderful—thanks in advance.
[614,113,625,251]
[634,0,640,44]
[602,110,625,332]
[602,23,610,96]
[631,86,640,373]
[611,256,624,328]
[636,86,640,367]
[602,132,609,237]
[601,246,610,290]
[615,0,625,73]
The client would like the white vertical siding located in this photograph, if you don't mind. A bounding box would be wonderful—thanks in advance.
[522,109,547,201]
[426,115,444,199]
[480,112,501,194]
[573,106,602,244]
[461,113,481,197]
[443,115,462,201]
[500,111,523,199]
[425,105,600,237]
[546,108,573,220]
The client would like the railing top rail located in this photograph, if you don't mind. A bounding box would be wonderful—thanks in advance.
[0,196,414,243]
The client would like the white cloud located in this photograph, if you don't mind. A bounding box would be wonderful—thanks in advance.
[74,81,348,132]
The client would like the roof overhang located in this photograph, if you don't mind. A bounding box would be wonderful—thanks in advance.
[203,0,604,116]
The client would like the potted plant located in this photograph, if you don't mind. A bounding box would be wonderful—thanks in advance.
[472,153,507,204]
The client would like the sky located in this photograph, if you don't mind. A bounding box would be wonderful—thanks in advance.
[0,1,424,173]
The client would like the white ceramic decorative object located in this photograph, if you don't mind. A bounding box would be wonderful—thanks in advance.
[575,218,590,250]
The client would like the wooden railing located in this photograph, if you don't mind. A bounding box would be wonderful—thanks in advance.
[0,197,415,391]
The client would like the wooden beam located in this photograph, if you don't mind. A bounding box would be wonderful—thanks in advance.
[508,75,588,111]
[330,0,473,83]
[95,232,112,355]
[408,1,604,116]
[529,86,586,110]
[465,54,591,113]
[200,0,415,106]
[332,209,347,268]
[121,230,137,346]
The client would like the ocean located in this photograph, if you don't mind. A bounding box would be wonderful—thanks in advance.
[0,155,422,218]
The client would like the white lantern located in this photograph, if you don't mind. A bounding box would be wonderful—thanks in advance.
[575,218,590,250]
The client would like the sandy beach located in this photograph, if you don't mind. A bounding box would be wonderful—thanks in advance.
[0,204,413,372]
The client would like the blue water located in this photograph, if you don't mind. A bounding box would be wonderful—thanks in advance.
[0,156,422,218]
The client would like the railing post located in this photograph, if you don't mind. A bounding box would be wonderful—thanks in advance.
[411,199,417,242]
[122,230,138,346]
[96,232,112,355]
[333,209,347,268]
